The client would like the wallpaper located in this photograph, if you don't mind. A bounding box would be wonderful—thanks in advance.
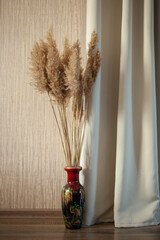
[0,0,86,209]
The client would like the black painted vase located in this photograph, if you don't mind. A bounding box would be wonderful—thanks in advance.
[61,167,85,229]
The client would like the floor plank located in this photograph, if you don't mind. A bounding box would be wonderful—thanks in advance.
[0,222,160,240]
[0,210,160,240]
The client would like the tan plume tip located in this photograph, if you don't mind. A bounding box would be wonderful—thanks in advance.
[29,40,50,93]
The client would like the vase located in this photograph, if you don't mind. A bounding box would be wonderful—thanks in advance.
[61,166,85,229]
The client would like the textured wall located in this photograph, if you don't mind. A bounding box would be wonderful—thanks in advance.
[0,0,86,209]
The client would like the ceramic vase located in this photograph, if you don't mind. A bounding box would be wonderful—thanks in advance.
[61,167,85,229]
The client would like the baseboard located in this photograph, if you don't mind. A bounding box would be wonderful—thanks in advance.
[0,209,63,225]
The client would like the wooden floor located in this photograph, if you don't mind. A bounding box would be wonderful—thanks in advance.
[0,210,160,240]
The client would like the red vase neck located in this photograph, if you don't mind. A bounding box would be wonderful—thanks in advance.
[65,167,82,184]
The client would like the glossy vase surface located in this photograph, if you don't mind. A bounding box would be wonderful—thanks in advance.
[61,167,85,229]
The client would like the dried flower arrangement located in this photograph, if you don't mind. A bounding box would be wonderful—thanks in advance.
[29,27,101,167]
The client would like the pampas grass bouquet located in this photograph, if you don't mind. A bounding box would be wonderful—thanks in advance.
[29,27,101,167]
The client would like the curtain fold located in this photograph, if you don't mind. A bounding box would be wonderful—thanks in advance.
[81,0,102,225]
[114,0,160,227]
[81,0,160,227]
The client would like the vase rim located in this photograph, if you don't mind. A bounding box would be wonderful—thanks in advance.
[64,166,82,171]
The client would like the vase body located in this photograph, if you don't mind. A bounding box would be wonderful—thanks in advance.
[61,167,85,229]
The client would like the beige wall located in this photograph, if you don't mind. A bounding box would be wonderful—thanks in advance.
[0,0,86,209]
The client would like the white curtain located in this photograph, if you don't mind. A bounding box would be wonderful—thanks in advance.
[81,0,160,227]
